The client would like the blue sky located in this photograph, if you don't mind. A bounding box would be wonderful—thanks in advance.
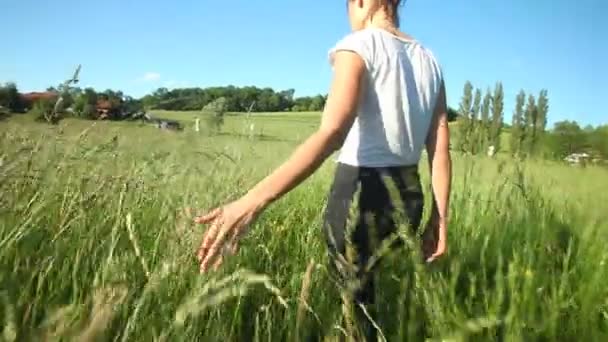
[1,0,606,127]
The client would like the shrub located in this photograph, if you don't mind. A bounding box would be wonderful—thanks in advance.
[202,97,227,134]
[0,82,24,113]
[82,104,97,120]
[32,98,58,124]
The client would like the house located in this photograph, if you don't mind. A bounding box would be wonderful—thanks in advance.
[20,92,59,109]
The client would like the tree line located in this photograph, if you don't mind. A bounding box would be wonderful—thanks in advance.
[454,81,505,156]
[140,86,328,113]
[2,80,606,162]
[1,81,461,119]
[0,83,331,119]
[545,121,608,162]
[509,88,550,157]
[454,80,607,162]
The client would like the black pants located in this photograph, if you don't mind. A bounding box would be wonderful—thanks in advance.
[322,162,424,341]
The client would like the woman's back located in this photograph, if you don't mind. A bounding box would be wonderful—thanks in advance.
[329,27,444,167]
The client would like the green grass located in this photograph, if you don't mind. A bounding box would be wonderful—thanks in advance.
[1,112,607,341]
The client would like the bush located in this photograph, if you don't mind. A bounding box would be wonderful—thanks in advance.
[0,106,10,121]
[0,82,24,113]
[32,98,58,124]
[202,97,227,134]
[82,104,97,120]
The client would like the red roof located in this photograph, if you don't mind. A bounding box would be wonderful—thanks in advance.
[21,92,59,103]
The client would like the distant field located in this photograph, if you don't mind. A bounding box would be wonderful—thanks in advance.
[1,112,607,341]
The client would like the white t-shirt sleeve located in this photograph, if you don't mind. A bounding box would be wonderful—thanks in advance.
[328,32,374,69]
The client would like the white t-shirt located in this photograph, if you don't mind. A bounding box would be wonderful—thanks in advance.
[328,27,444,167]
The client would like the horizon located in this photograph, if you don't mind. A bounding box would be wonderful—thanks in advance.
[1,0,606,127]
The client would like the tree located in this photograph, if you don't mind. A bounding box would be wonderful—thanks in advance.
[291,95,326,112]
[123,96,143,115]
[202,97,227,133]
[547,120,587,158]
[510,90,526,156]
[309,95,326,111]
[587,125,608,160]
[32,98,57,124]
[0,82,23,112]
[447,107,459,122]
[479,88,492,152]
[535,89,549,138]
[38,64,82,124]
[73,88,98,119]
[470,88,482,154]
[536,90,549,131]
[456,81,474,153]
[523,94,537,156]
[490,82,504,154]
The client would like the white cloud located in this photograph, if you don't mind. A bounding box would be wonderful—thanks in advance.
[139,72,161,82]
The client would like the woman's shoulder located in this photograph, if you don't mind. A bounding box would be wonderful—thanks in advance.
[328,30,377,67]
[331,28,382,49]
[330,28,431,58]
[328,28,442,74]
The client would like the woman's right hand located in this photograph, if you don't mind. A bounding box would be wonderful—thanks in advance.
[194,194,263,273]
[422,215,447,263]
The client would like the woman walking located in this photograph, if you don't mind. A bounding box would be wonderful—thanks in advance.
[195,0,451,339]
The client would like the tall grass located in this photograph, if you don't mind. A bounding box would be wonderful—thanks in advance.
[0,117,607,341]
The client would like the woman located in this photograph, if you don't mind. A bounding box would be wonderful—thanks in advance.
[195,0,451,338]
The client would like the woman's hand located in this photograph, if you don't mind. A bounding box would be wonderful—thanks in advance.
[421,215,447,263]
[194,195,262,273]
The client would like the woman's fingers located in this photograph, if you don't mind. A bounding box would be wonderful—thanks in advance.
[425,249,439,263]
[228,224,245,255]
[200,224,233,273]
[229,240,240,255]
[194,207,222,224]
[425,244,446,263]
[197,219,221,261]
[212,254,224,271]
[194,200,256,273]
[426,253,442,263]
[425,252,438,263]
[195,208,223,262]
[199,228,240,273]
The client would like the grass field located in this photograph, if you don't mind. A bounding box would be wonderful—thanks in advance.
[1,111,607,341]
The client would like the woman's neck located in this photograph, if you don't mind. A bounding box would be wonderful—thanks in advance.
[363,14,413,41]
[364,11,400,31]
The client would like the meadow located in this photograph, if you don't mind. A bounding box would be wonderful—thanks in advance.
[1,111,607,341]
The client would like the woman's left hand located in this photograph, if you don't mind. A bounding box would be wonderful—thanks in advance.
[194,196,262,273]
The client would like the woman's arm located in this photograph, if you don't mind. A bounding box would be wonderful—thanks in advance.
[423,80,452,262]
[245,50,365,208]
[195,50,366,272]
[427,81,452,223]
